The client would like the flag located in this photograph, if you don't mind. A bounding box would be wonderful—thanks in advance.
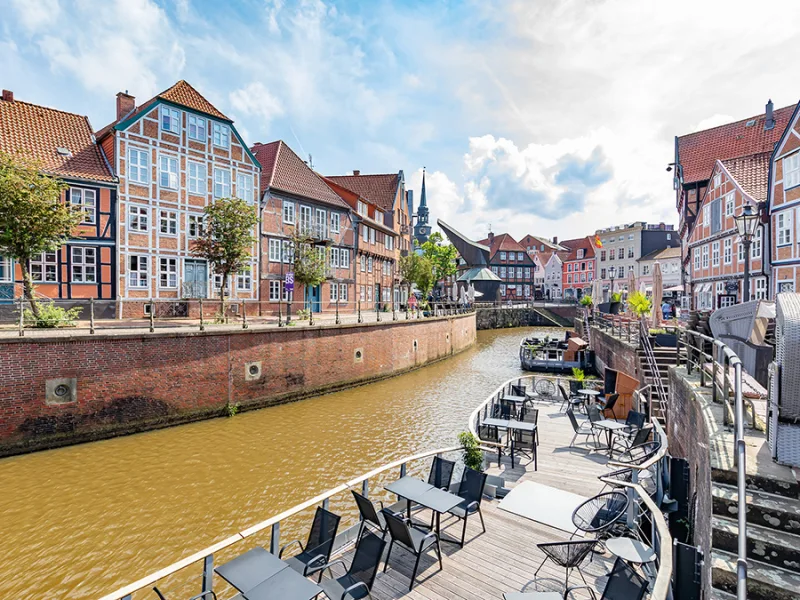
[594,235,603,248]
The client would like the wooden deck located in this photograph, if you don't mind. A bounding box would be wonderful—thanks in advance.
[332,401,616,600]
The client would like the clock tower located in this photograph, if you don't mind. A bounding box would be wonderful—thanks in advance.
[413,168,431,245]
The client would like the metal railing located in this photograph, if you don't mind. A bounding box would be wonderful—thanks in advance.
[99,446,462,600]
[638,318,669,422]
[679,327,748,600]
[591,310,640,345]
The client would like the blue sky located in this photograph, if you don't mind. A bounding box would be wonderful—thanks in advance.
[5,0,800,242]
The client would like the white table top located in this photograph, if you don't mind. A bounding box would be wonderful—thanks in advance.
[605,537,656,563]
[482,417,538,432]
[578,389,600,396]
[594,419,628,431]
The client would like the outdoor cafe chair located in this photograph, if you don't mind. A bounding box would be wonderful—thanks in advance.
[446,467,488,547]
[428,455,456,490]
[610,425,652,458]
[619,410,647,438]
[513,428,537,471]
[559,384,583,413]
[615,440,661,466]
[351,490,394,540]
[479,423,507,465]
[571,491,629,541]
[153,589,216,600]
[534,539,596,589]
[279,506,341,580]
[566,556,649,600]
[382,508,443,590]
[309,529,386,600]
[597,393,620,420]
[566,408,599,449]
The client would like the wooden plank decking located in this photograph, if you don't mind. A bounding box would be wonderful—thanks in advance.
[331,401,617,600]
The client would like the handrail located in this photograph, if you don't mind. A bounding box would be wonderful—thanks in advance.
[639,317,669,421]
[99,445,459,600]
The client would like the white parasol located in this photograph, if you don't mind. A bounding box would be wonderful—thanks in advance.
[652,262,663,325]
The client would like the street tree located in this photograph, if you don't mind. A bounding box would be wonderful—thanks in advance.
[192,196,259,319]
[0,151,75,319]
[291,230,327,308]
[399,251,436,303]
[420,231,458,282]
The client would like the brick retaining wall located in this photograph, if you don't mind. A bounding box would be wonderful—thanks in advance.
[0,313,476,456]
[589,325,641,383]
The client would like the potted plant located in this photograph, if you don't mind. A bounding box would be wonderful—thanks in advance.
[627,290,652,319]
[458,431,484,471]
[648,327,678,347]
[570,367,586,395]
[608,291,623,314]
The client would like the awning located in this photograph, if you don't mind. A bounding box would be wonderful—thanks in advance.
[664,284,684,292]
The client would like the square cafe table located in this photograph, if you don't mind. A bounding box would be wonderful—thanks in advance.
[241,567,322,600]
[481,417,537,468]
[593,419,628,455]
[385,476,463,544]
[215,546,288,593]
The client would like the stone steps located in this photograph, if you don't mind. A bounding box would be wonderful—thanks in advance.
[711,549,800,600]
[712,483,800,535]
[712,514,800,574]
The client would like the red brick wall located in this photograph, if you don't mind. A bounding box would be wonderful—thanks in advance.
[0,313,476,456]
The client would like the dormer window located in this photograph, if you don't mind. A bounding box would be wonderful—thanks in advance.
[577,249,584,259]
[160,106,180,134]
[713,173,721,188]
[213,123,230,148]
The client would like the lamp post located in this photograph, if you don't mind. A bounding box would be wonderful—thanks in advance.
[734,204,761,302]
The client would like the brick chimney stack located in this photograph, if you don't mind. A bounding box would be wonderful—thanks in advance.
[488,231,494,246]
[1,90,13,102]
[552,236,558,245]
[116,91,135,121]
[353,170,360,176]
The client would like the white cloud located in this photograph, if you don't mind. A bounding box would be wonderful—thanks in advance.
[695,114,737,131]
[403,74,423,89]
[229,82,285,125]
[10,0,61,32]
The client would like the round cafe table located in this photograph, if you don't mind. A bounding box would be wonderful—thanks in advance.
[578,388,600,412]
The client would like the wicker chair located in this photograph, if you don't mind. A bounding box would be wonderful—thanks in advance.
[534,539,596,588]
[571,491,629,540]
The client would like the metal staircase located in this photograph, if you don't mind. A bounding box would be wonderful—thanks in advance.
[638,318,670,422]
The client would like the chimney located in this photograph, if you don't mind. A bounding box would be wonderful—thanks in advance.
[552,236,558,245]
[353,170,360,176]
[765,99,775,131]
[488,231,494,246]
[116,91,135,121]
[1,90,13,102]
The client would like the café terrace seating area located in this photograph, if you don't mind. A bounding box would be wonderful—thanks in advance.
[117,377,667,600]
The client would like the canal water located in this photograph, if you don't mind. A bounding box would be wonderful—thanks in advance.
[0,326,563,599]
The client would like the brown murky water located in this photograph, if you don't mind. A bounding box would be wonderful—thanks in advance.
[0,327,563,599]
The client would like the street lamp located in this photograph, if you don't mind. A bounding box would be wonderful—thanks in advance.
[734,204,760,302]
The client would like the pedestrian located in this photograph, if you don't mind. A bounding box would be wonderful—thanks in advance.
[662,300,670,320]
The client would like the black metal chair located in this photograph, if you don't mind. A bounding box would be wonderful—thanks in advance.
[311,529,386,600]
[566,407,598,448]
[382,509,443,590]
[279,506,341,580]
[571,491,629,539]
[597,393,620,419]
[610,425,652,457]
[351,490,391,540]
[534,539,596,588]
[559,384,583,413]
[428,456,456,490]
[619,410,647,438]
[152,589,216,600]
[479,423,506,465]
[566,556,649,599]
[446,467,488,546]
[514,428,537,471]
[615,440,661,466]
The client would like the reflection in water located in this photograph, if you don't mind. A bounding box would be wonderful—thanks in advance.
[0,327,563,599]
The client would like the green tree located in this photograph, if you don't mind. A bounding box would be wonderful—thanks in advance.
[192,196,259,318]
[399,251,436,301]
[420,231,458,282]
[0,152,75,319]
[291,230,327,306]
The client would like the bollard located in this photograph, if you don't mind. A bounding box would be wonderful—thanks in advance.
[392,301,397,321]
[241,301,247,329]
[376,302,381,322]
[358,300,362,323]
[149,299,155,332]
[309,307,314,327]
[199,298,205,331]
[18,297,24,337]
[89,297,96,334]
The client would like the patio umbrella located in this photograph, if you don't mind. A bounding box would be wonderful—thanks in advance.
[459,286,467,305]
[452,281,458,302]
[652,262,664,325]
[628,270,637,300]
[468,283,476,302]
[591,278,602,306]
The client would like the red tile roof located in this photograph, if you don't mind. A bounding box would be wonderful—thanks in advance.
[97,80,230,140]
[561,237,595,262]
[251,141,348,208]
[477,233,535,262]
[0,94,115,183]
[721,152,771,202]
[677,103,796,184]
[326,173,400,210]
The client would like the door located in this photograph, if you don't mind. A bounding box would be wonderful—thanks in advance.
[0,255,13,303]
[183,260,208,298]
[305,284,321,312]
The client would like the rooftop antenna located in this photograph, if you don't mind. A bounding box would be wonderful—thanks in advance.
[306,154,314,169]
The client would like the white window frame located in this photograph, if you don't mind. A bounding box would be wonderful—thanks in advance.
[360,254,366,272]
[188,115,206,142]
[723,237,732,265]
[237,173,254,204]
[159,210,178,235]
[703,205,710,228]
[214,168,231,199]
[128,255,148,288]
[188,161,206,195]
[71,246,96,283]
[70,187,96,224]
[30,252,58,282]
[315,208,327,239]
[298,205,312,235]
[268,239,281,262]
[702,244,709,268]
[777,211,792,246]
[188,214,205,239]
[752,227,762,260]
[339,283,348,302]
[159,257,178,289]
[128,147,149,184]
[330,282,338,302]
[213,122,230,148]
[500,252,506,260]
[236,267,252,291]
[362,225,369,243]
[785,151,800,190]
[128,205,149,232]
[159,154,178,190]
[340,249,350,268]
[330,212,340,234]
[160,106,180,134]
[369,228,376,244]
[269,280,281,301]
[713,173,721,188]
[0,255,12,282]
[283,200,295,225]
[367,256,373,273]
[712,241,720,267]
[725,192,735,217]
[330,247,339,268]
[753,277,767,300]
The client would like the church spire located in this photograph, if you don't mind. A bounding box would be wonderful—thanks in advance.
[419,167,427,209]
[413,166,431,245]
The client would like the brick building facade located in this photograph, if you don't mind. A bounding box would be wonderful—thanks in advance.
[478,232,537,301]
[96,81,260,317]
[560,237,595,300]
